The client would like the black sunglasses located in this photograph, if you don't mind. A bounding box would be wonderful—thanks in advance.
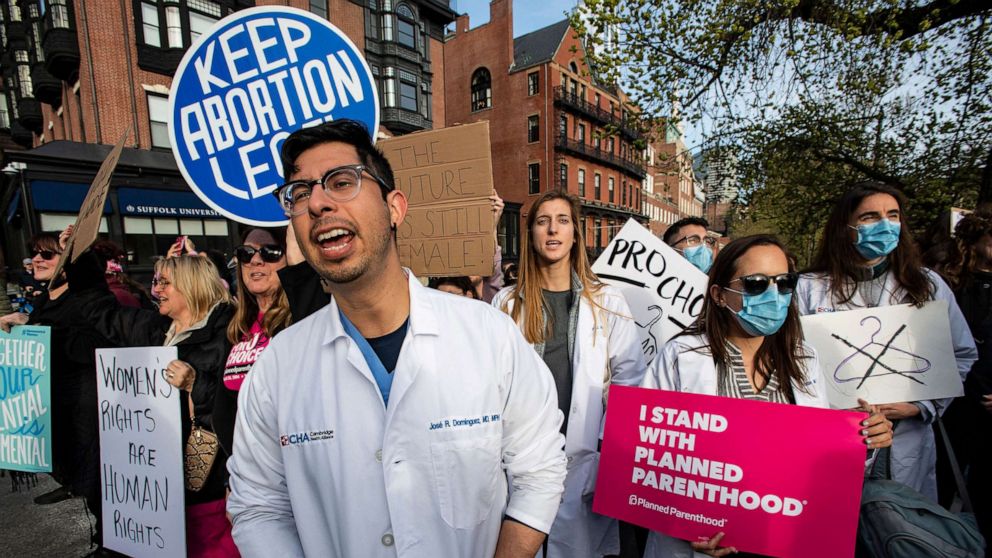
[726,272,799,296]
[31,249,59,260]
[235,245,285,264]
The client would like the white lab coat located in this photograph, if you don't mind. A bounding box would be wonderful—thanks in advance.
[641,333,831,558]
[227,273,567,557]
[492,282,647,558]
[796,269,977,501]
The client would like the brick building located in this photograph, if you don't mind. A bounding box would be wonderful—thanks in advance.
[644,119,704,238]
[442,0,647,261]
[0,0,455,273]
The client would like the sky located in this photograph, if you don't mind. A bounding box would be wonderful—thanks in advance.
[451,0,579,36]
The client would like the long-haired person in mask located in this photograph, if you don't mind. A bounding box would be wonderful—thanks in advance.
[642,235,893,557]
[493,191,647,558]
[796,182,977,502]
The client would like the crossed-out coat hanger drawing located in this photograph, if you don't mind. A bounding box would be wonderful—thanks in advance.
[830,315,932,389]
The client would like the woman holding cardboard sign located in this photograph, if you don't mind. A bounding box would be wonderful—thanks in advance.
[493,191,647,558]
[641,234,893,557]
[796,182,977,503]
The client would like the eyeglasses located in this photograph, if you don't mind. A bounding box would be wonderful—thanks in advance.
[672,235,717,248]
[31,249,59,260]
[725,272,799,296]
[151,277,171,288]
[273,164,389,217]
[235,244,285,264]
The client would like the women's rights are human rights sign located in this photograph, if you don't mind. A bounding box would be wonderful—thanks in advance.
[169,7,379,226]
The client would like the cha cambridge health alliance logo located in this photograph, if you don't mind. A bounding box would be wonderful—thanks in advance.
[169,6,380,227]
[280,429,335,447]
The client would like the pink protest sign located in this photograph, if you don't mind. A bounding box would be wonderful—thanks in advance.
[593,386,867,558]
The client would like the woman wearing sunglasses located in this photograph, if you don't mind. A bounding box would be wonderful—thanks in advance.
[212,228,291,457]
[0,231,118,547]
[796,182,977,503]
[65,236,238,557]
[642,235,893,557]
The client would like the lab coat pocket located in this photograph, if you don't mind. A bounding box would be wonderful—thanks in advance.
[430,434,500,529]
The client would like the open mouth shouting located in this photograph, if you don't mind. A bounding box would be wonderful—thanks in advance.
[313,225,357,259]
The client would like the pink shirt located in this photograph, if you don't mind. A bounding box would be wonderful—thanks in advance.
[223,313,270,391]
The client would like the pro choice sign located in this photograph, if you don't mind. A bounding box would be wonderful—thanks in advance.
[169,7,380,226]
[594,386,867,558]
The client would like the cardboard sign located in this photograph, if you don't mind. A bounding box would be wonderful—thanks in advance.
[801,301,963,408]
[48,128,129,287]
[97,347,185,557]
[0,326,52,472]
[169,6,380,226]
[592,219,709,361]
[594,386,866,558]
[380,122,496,276]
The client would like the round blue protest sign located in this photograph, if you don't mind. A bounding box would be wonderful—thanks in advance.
[169,7,380,226]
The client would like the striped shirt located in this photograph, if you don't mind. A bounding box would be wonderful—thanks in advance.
[718,343,790,403]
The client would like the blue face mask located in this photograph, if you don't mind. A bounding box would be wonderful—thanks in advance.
[683,245,713,274]
[729,287,793,336]
[852,219,901,260]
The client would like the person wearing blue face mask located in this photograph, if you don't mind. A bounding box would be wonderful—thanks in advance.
[641,234,893,558]
[663,217,718,274]
[796,182,977,503]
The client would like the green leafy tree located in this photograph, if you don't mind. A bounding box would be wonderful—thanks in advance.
[573,0,992,247]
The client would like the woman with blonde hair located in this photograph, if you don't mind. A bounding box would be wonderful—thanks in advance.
[70,244,238,557]
[492,191,646,558]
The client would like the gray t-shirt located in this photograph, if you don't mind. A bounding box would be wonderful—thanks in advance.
[542,289,573,434]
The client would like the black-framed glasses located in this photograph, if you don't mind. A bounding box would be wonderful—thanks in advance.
[31,249,59,260]
[671,235,717,248]
[725,272,799,296]
[235,244,285,264]
[273,164,389,217]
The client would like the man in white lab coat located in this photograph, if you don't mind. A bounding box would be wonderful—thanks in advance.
[226,120,568,557]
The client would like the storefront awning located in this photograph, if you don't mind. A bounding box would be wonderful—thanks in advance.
[31,180,113,213]
[117,188,222,219]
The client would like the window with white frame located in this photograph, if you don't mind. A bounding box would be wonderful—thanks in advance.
[147,94,170,148]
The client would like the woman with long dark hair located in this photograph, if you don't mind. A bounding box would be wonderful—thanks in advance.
[493,191,646,558]
[642,235,893,557]
[797,182,977,502]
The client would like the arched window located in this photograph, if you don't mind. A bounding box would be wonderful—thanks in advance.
[395,4,416,49]
[569,61,578,73]
[471,68,491,111]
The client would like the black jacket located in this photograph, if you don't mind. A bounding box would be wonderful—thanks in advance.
[67,256,235,504]
[955,271,992,400]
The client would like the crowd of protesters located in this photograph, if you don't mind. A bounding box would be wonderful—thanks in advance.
[0,119,987,558]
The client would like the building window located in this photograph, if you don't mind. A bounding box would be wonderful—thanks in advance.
[141,2,161,46]
[594,92,600,107]
[594,218,602,247]
[527,115,539,143]
[382,67,396,107]
[165,5,182,47]
[498,206,520,260]
[607,136,615,153]
[123,216,227,267]
[396,4,416,49]
[471,67,491,111]
[568,79,577,97]
[399,69,417,111]
[559,163,567,189]
[569,61,578,73]
[621,181,627,205]
[189,0,221,42]
[528,163,540,195]
[15,51,33,97]
[46,0,72,29]
[309,0,327,18]
[578,168,585,197]
[0,92,8,129]
[594,173,601,199]
[580,84,586,101]
[558,115,567,139]
[609,176,615,203]
[147,94,170,148]
[576,123,585,143]
[527,72,538,96]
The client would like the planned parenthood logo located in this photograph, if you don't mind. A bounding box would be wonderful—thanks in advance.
[168,7,380,226]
